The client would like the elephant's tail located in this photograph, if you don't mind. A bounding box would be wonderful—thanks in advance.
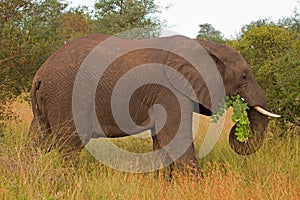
[30,79,51,137]
[31,80,40,121]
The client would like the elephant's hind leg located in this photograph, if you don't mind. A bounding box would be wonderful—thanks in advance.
[29,116,84,163]
[28,115,52,151]
[49,121,84,159]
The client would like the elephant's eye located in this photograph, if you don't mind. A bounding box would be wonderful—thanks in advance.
[242,73,247,80]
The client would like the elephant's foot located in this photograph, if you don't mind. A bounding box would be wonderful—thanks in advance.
[172,145,203,179]
[29,125,84,162]
[152,148,175,181]
[153,163,174,181]
[154,161,203,181]
[152,152,203,180]
[172,160,203,179]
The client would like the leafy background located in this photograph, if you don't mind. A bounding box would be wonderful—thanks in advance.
[0,1,299,198]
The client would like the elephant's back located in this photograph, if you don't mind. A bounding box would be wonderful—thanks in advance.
[34,34,110,82]
[31,34,110,127]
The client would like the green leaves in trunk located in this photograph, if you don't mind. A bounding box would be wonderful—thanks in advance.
[211,95,251,142]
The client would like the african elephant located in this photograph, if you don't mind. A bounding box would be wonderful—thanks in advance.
[30,34,279,177]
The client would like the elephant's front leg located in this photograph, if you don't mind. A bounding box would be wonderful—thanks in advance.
[173,139,202,177]
[169,113,202,177]
[151,128,174,180]
[151,99,201,179]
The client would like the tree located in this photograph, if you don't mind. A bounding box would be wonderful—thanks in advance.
[229,20,300,129]
[60,6,93,40]
[93,0,165,35]
[0,0,67,125]
[196,23,225,43]
[0,0,166,126]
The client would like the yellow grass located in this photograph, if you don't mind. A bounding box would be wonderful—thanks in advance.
[0,100,299,199]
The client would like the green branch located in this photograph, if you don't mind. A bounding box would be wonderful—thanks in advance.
[211,95,251,142]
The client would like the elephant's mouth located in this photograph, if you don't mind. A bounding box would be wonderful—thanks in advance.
[239,94,281,118]
[238,95,280,118]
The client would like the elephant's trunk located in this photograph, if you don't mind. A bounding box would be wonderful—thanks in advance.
[228,76,274,155]
[229,107,269,155]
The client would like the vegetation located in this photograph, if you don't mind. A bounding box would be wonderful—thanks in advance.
[0,0,299,199]
[94,0,164,35]
[199,12,299,131]
[0,0,165,125]
[0,0,67,120]
[212,95,251,142]
[229,18,300,130]
[0,102,299,199]
[196,23,225,43]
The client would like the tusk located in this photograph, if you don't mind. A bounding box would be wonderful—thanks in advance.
[254,106,281,118]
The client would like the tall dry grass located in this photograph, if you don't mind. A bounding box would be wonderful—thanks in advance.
[0,100,299,199]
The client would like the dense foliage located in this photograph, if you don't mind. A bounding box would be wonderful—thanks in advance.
[229,18,300,129]
[0,0,165,125]
[198,16,299,130]
[0,3,299,198]
[0,0,67,123]
[94,0,164,35]
[196,23,225,43]
[1,0,299,132]
[212,95,251,142]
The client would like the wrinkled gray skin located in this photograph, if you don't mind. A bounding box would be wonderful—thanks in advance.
[30,34,268,177]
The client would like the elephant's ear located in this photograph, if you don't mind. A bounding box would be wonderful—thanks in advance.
[196,39,241,70]
[164,47,225,113]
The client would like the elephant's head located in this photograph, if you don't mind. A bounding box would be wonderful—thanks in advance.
[197,40,281,155]
[164,37,280,155]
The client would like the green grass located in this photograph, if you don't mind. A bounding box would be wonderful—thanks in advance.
[0,103,299,199]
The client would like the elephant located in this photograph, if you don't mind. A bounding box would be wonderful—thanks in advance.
[29,34,280,177]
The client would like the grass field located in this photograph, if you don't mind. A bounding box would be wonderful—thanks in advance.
[0,100,299,199]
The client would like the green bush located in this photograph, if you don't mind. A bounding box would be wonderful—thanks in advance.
[229,19,300,130]
[0,0,165,126]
